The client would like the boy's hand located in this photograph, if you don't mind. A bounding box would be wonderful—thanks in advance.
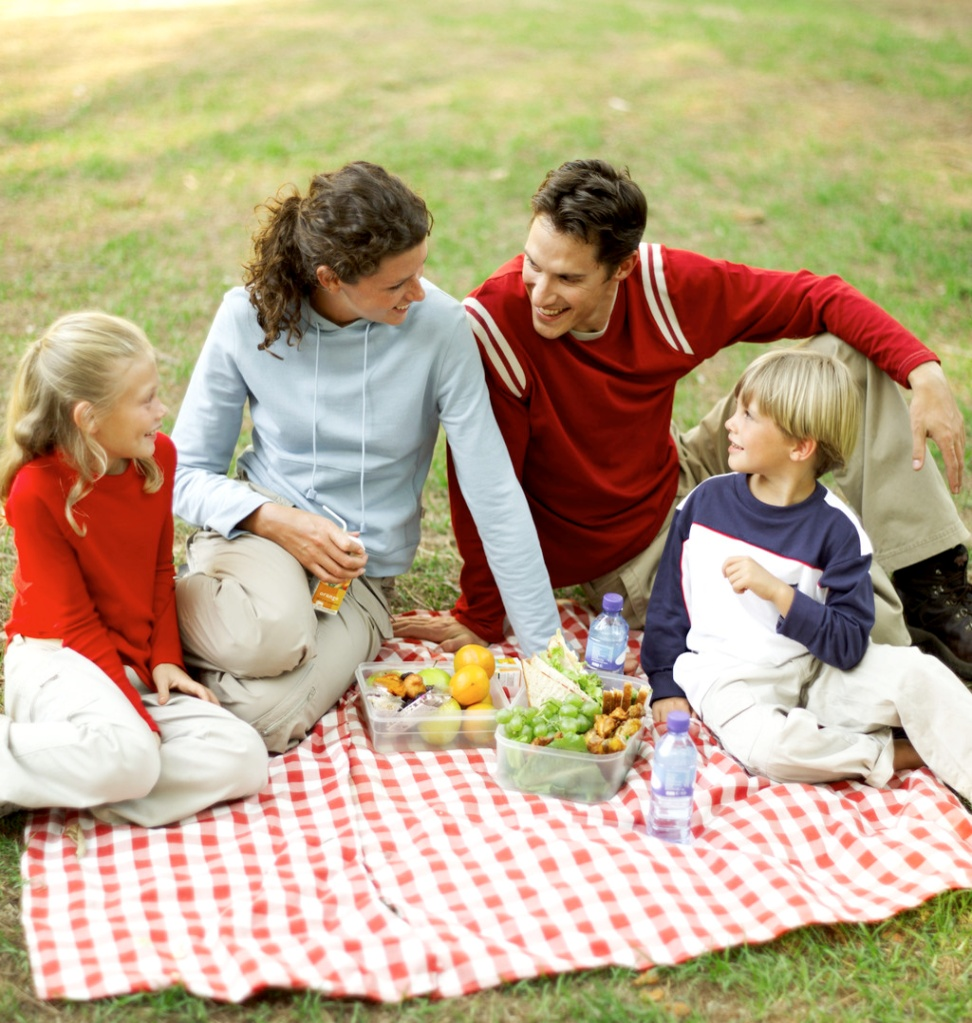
[651,696,692,726]
[722,556,794,617]
[152,662,221,706]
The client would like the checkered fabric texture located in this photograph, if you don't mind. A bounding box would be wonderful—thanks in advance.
[21,602,972,1002]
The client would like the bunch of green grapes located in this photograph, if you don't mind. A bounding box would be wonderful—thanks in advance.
[496,692,601,750]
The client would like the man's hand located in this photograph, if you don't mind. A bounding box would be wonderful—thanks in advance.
[651,696,691,726]
[240,503,368,581]
[908,361,966,493]
[391,611,488,652]
[152,663,221,706]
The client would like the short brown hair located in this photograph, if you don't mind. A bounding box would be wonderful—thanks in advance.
[530,159,647,272]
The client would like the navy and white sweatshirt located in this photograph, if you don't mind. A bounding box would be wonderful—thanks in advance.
[641,472,874,709]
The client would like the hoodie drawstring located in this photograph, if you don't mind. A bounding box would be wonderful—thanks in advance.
[304,324,322,502]
[359,324,369,535]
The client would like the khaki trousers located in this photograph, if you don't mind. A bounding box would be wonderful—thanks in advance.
[176,528,392,753]
[585,334,969,644]
[2,637,268,826]
[694,643,972,801]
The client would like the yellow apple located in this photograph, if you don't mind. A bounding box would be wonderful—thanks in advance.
[417,696,462,747]
[417,666,452,691]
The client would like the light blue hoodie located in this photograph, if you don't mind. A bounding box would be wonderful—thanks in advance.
[171,283,560,655]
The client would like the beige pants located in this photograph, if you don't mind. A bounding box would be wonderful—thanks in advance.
[2,637,268,827]
[694,643,972,800]
[176,528,392,753]
[585,334,969,644]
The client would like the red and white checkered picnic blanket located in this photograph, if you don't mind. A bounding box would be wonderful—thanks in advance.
[21,602,972,1002]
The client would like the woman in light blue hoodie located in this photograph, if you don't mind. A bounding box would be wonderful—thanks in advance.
[171,162,560,751]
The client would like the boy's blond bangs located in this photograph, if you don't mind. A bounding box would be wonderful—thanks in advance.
[735,347,863,476]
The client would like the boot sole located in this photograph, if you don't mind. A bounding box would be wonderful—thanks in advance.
[906,625,972,681]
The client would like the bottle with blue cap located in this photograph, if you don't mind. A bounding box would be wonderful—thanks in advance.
[648,709,697,845]
[584,591,629,672]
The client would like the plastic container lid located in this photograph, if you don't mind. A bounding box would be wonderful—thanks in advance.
[601,592,624,615]
[667,709,690,733]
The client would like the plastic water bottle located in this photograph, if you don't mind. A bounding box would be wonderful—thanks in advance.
[648,710,697,845]
[585,592,629,672]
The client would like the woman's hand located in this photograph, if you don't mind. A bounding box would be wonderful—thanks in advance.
[240,503,368,581]
[152,663,221,706]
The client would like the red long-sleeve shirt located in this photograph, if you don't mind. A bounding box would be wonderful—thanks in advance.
[449,244,937,642]
[4,434,184,732]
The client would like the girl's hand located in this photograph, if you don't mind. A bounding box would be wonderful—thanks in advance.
[152,662,221,706]
[239,503,368,582]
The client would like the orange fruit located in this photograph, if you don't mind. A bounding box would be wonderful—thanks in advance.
[461,697,496,744]
[449,663,491,707]
[453,643,496,680]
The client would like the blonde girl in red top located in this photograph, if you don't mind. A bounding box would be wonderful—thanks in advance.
[0,312,266,826]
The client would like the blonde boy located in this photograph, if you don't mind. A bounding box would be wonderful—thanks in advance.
[641,348,972,799]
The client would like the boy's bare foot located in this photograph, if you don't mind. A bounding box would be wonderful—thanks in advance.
[892,737,925,772]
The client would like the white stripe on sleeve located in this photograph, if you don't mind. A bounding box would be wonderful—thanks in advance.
[463,297,527,397]
[640,242,694,355]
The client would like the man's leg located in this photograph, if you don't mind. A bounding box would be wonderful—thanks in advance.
[805,334,972,678]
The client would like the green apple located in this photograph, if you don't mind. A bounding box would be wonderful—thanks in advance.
[418,696,462,747]
[417,666,452,692]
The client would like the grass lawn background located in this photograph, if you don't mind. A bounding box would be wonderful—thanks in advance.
[0,0,970,1019]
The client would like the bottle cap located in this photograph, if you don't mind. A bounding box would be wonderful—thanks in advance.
[667,710,690,733]
[602,592,624,615]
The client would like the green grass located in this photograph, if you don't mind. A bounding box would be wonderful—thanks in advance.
[1,0,971,1018]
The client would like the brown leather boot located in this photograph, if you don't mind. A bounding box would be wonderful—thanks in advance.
[894,545,972,680]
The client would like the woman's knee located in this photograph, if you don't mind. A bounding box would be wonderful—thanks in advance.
[178,571,318,677]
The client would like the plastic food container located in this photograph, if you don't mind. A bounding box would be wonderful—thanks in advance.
[493,675,647,803]
[355,661,513,754]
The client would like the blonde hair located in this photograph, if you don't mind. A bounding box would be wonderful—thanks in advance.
[0,311,163,534]
[734,347,862,477]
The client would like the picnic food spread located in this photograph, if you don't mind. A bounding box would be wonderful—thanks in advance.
[358,644,513,751]
[491,631,652,802]
[497,680,648,755]
[494,679,647,802]
[521,629,603,707]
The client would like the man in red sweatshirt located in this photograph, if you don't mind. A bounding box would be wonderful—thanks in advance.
[394,159,972,679]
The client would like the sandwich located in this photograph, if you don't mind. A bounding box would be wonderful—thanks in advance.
[522,629,603,707]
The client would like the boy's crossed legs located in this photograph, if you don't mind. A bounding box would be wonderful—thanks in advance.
[695,644,972,801]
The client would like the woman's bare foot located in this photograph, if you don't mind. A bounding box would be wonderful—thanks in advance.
[390,611,488,651]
